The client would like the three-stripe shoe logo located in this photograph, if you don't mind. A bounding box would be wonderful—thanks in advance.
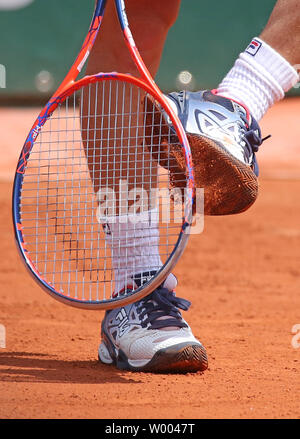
[116,308,130,337]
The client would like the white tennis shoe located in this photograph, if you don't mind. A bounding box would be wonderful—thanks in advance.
[98,272,208,373]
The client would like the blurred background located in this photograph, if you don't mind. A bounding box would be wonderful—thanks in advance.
[0,0,299,103]
[0,0,299,181]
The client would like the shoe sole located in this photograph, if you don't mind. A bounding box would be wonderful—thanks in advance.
[144,96,258,216]
[99,342,208,374]
[184,133,258,215]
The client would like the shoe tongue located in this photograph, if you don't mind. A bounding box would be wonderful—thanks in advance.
[132,271,177,291]
[203,90,234,112]
[132,272,180,331]
[132,271,180,331]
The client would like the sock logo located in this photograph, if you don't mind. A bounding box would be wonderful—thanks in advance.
[132,271,157,288]
[246,39,262,56]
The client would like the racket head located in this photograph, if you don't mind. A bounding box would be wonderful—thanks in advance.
[13,73,194,310]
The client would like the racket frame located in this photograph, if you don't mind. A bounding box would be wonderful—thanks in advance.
[12,0,195,310]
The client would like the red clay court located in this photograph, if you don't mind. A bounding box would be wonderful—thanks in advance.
[0,98,300,418]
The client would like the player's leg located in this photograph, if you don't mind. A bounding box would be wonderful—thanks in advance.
[83,0,182,289]
[83,0,181,196]
[260,0,300,66]
[86,0,181,78]
[217,0,299,122]
[85,1,207,373]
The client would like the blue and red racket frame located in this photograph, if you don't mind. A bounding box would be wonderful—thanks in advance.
[12,0,196,310]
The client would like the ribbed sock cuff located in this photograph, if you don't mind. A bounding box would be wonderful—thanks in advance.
[217,37,299,120]
[244,38,299,92]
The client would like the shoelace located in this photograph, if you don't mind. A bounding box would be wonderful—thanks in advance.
[244,130,262,153]
[240,114,271,155]
[136,287,191,330]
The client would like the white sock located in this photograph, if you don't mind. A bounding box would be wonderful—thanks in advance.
[100,209,162,293]
[217,37,299,121]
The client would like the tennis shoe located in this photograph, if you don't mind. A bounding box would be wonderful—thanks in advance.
[145,90,268,215]
[98,272,208,373]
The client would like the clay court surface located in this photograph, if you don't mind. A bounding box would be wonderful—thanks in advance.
[0,98,299,419]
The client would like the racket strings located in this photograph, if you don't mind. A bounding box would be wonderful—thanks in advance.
[20,79,188,301]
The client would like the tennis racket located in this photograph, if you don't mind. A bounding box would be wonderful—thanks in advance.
[12,0,195,310]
